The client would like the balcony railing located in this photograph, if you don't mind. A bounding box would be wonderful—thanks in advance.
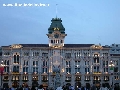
[93,72,102,74]
[3,79,9,81]
[84,80,91,81]
[32,79,38,81]
[75,79,81,81]
[103,79,109,82]
[41,80,48,82]
[11,79,20,81]
[22,80,29,82]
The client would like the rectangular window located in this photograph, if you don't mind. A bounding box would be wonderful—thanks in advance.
[85,76,90,80]
[65,53,71,58]
[114,67,118,72]
[42,53,48,58]
[23,76,28,80]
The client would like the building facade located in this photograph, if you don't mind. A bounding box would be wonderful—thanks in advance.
[0,18,119,89]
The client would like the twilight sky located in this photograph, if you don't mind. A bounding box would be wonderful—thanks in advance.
[0,0,120,46]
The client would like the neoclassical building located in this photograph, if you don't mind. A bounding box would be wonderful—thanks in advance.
[0,17,119,89]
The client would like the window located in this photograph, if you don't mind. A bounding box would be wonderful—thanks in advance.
[51,40,53,43]
[13,66,19,72]
[23,76,28,80]
[33,67,38,73]
[94,54,99,63]
[85,68,90,73]
[65,77,71,81]
[114,61,118,65]
[42,68,47,73]
[93,66,99,72]
[104,76,109,80]
[43,61,47,66]
[114,67,118,72]
[4,60,9,65]
[42,76,47,81]
[65,53,71,58]
[33,76,38,80]
[66,68,71,73]
[85,61,89,65]
[42,53,48,58]
[94,76,100,80]
[33,61,38,66]
[85,76,90,80]
[75,76,81,81]
[115,76,119,80]
[75,68,80,73]
[61,40,63,43]
[4,67,9,73]
[23,67,28,73]
[4,52,10,56]
[12,76,19,80]
[32,52,39,56]
[13,53,19,64]
[75,61,80,67]
[4,76,9,80]
[23,52,29,56]
[103,67,108,73]
[24,60,28,65]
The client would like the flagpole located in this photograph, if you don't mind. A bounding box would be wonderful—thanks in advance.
[56,4,58,18]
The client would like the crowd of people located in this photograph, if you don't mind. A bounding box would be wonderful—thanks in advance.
[0,84,120,90]
[56,84,120,90]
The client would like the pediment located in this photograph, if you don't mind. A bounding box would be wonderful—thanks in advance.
[90,44,103,49]
[10,44,23,49]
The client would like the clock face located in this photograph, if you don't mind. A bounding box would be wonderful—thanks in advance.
[54,34,59,38]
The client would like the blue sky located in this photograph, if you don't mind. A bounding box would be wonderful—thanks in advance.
[0,0,120,46]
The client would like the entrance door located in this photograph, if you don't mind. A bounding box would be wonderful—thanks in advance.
[12,81,19,88]
[3,83,8,88]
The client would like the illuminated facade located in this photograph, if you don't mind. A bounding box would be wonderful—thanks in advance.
[0,18,119,89]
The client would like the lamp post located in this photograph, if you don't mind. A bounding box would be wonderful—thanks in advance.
[109,61,114,87]
[0,61,4,87]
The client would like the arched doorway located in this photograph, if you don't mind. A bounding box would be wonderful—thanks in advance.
[75,82,81,89]
[66,83,71,89]
[3,83,8,88]
[86,83,90,90]
[12,81,19,88]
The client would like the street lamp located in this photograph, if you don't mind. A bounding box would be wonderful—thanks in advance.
[109,61,114,87]
[0,60,5,87]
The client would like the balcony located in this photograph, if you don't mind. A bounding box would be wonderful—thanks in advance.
[75,79,81,81]
[75,72,81,76]
[93,80,101,82]
[32,79,38,81]
[11,72,20,75]
[3,79,9,82]
[41,80,48,82]
[11,79,20,81]
[93,72,102,74]
[84,80,91,81]
[103,79,109,82]
[22,80,29,82]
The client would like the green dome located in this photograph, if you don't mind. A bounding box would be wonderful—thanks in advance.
[48,18,65,34]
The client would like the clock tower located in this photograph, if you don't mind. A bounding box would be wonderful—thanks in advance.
[47,18,67,48]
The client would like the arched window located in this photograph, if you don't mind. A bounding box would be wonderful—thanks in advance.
[51,40,53,43]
